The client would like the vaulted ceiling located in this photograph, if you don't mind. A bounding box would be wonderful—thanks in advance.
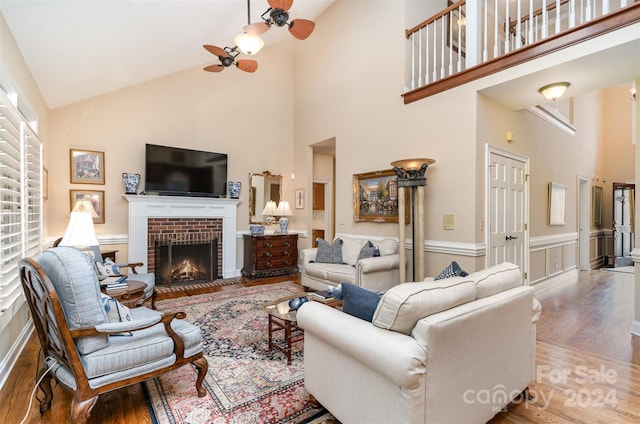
[0,0,335,108]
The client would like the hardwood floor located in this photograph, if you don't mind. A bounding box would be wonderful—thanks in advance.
[1,270,639,423]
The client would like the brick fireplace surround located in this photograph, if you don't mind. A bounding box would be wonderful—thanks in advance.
[124,195,240,278]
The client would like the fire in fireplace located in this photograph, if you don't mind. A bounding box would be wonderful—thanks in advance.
[154,239,218,286]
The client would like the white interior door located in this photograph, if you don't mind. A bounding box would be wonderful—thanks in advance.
[487,147,529,280]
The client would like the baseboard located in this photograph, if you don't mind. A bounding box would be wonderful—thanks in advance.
[531,268,578,294]
[0,320,34,391]
[632,320,640,337]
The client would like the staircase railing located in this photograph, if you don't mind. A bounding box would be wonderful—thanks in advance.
[404,0,636,102]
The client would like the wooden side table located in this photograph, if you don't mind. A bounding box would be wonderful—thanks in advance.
[102,280,147,308]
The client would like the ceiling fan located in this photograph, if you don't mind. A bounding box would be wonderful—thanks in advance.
[202,45,258,73]
[244,0,316,41]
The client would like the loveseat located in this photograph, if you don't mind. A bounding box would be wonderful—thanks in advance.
[300,235,402,292]
[297,262,542,424]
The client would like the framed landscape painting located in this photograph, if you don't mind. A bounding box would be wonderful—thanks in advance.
[70,190,105,224]
[353,169,410,223]
[70,149,105,184]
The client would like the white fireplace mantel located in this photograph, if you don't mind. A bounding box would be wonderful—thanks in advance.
[124,195,240,278]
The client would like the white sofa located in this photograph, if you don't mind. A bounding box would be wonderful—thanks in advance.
[297,262,542,424]
[300,235,402,292]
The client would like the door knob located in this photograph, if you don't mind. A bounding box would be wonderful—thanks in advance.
[506,235,519,241]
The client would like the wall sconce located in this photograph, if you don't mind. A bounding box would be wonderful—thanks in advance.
[538,82,570,102]
[391,158,436,282]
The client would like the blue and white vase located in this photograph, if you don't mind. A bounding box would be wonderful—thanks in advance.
[228,181,241,199]
[122,173,141,194]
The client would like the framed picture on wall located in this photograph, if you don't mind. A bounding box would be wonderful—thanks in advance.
[592,185,603,226]
[548,182,566,226]
[295,189,304,209]
[70,190,105,224]
[70,149,105,184]
[353,169,410,223]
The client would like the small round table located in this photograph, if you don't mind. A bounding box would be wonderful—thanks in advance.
[102,280,147,308]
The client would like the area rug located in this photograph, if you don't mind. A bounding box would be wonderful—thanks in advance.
[153,276,244,295]
[145,281,330,424]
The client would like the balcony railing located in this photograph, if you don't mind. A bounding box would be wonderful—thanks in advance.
[403,0,639,104]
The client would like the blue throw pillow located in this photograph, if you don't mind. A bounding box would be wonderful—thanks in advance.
[316,238,343,264]
[434,261,469,280]
[341,282,384,322]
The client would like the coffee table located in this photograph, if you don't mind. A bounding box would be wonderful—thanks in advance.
[261,293,343,365]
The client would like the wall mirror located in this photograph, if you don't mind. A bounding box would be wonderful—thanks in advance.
[249,171,282,224]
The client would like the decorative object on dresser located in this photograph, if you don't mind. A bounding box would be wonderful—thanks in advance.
[242,233,298,278]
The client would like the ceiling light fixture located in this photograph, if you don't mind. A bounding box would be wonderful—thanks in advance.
[235,0,264,56]
[538,82,570,102]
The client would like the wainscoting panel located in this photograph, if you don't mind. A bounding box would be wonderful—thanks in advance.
[529,233,578,285]
[590,230,607,269]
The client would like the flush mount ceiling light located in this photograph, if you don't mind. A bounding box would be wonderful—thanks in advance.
[538,82,570,102]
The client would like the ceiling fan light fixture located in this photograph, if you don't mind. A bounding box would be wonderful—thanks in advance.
[538,82,570,102]
[234,32,264,55]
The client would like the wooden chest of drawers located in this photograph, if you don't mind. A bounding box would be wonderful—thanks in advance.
[242,234,299,278]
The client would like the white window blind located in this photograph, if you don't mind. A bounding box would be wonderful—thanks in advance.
[0,90,42,332]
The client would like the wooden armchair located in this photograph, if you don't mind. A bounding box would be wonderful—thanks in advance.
[19,247,208,424]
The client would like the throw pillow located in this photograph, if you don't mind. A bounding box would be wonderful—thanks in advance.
[316,238,343,264]
[342,282,384,322]
[100,294,133,336]
[434,261,468,280]
[95,258,121,279]
[356,241,376,262]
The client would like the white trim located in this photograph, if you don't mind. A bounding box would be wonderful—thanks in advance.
[632,320,640,337]
[529,232,578,247]
[527,103,576,136]
[0,321,33,391]
[424,240,485,256]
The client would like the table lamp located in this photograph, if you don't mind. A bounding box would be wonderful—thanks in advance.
[275,200,293,234]
[58,199,99,254]
[262,200,278,226]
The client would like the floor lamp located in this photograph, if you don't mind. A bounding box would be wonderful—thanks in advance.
[391,158,435,282]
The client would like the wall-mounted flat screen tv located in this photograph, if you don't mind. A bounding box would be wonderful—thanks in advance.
[145,143,228,197]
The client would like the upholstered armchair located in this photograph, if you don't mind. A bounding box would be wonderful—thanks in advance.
[19,247,207,424]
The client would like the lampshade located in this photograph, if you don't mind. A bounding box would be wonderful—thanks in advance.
[234,32,264,55]
[59,200,99,247]
[275,200,293,216]
[262,200,278,216]
[390,158,436,172]
[538,82,570,101]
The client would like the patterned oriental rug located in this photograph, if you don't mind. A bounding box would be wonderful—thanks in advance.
[145,281,330,424]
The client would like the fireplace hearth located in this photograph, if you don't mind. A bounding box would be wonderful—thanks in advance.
[155,239,218,286]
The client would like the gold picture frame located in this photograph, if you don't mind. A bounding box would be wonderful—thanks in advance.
[353,169,410,223]
[592,186,603,226]
[70,149,105,184]
[70,190,105,224]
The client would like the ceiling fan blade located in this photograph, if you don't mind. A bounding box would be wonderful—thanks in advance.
[268,0,294,12]
[203,64,225,72]
[289,19,315,40]
[203,44,227,57]
[235,59,258,73]
[244,22,270,35]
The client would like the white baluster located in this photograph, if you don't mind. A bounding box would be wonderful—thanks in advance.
[425,27,430,84]
[516,0,522,49]
[542,0,548,38]
[586,0,592,22]
[504,0,510,54]
[418,28,423,88]
[494,0,499,58]
[603,0,610,15]
[457,5,462,72]
[449,10,453,76]
[440,16,445,79]
[483,0,488,62]
[621,0,628,7]
[528,0,534,44]
[432,23,438,82]
[410,32,415,90]
[555,0,561,34]
[569,0,576,28]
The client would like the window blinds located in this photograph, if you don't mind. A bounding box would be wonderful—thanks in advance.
[0,90,42,331]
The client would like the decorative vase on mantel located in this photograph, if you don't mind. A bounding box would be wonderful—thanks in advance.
[122,173,141,195]
[228,181,241,199]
